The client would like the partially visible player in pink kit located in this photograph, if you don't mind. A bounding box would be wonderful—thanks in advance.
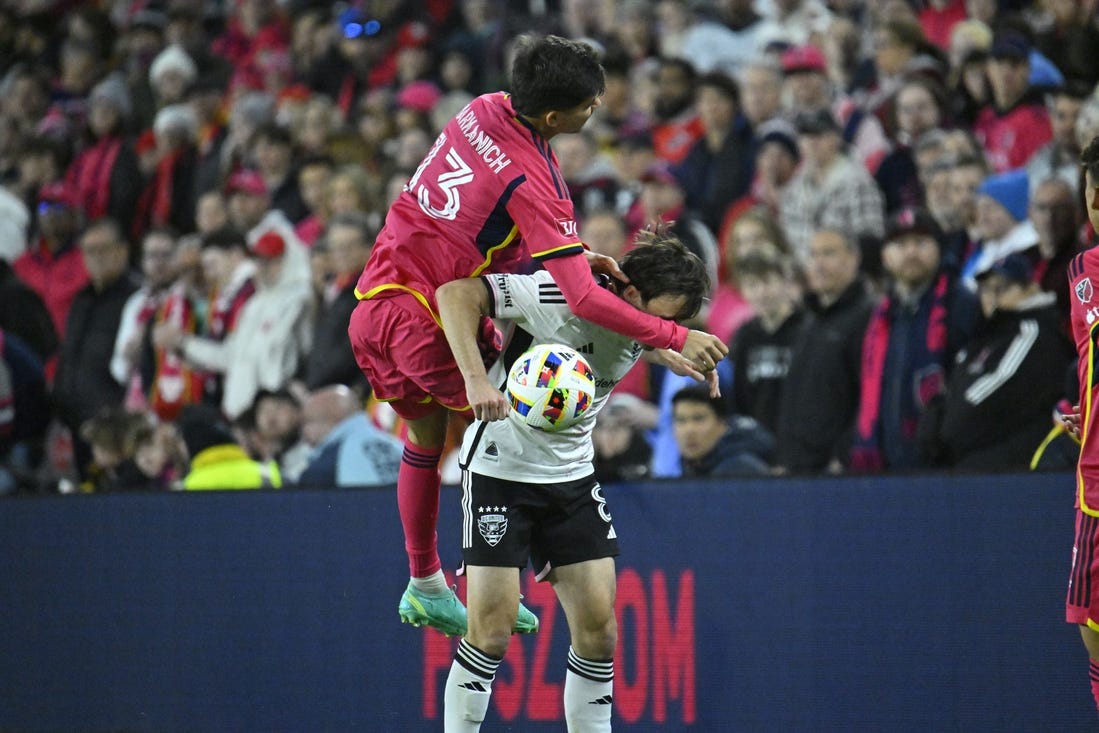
[1065,135,1099,717]
[348,35,727,636]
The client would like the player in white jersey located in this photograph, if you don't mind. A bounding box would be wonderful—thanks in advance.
[435,233,712,732]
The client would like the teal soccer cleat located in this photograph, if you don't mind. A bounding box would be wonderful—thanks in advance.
[399,582,539,636]
[398,582,467,637]
[514,599,539,634]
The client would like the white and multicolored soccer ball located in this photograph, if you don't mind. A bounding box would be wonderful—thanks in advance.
[506,343,596,432]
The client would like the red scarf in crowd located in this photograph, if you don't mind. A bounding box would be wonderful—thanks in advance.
[67,136,122,220]
[149,286,206,421]
[850,273,950,472]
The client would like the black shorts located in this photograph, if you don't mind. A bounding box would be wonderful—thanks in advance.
[460,471,620,579]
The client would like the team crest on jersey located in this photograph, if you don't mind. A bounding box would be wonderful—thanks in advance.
[555,217,579,238]
[478,507,508,546]
[1076,277,1093,304]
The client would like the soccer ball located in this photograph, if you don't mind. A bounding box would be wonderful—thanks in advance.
[506,343,596,432]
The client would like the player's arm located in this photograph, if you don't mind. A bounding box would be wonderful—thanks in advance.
[542,254,728,369]
[643,348,721,398]
[436,279,511,422]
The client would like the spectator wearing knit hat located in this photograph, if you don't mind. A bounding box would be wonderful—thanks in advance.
[64,74,143,252]
[718,118,800,235]
[960,167,1038,288]
[133,104,199,241]
[149,44,198,109]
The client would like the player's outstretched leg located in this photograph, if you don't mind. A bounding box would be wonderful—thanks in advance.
[396,410,468,634]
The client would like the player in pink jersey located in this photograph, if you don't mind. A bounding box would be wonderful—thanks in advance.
[348,35,727,636]
[1064,136,1099,718]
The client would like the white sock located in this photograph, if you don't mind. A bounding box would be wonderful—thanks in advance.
[411,569,449,596]
[564,647,614,733]
[444,639,501,733]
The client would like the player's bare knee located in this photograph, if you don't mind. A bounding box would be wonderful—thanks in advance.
[467,619,512,658]
[406,409,449,449]
[573,614,616,659]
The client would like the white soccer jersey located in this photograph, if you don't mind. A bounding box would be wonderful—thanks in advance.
[459,271,645,483]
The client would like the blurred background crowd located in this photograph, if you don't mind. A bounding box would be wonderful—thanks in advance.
[0,0,1096,493]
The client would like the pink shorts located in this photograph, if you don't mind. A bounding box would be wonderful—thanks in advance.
[349,294,500,421]
[1067,508,1099,627]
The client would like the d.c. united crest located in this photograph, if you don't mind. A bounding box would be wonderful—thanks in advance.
[478,508,508,546]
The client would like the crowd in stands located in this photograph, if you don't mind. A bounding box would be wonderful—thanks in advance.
[0,0,1096,493]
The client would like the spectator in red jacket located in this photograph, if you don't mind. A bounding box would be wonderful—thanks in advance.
[12,182,89,341]
[974,31,1052,173]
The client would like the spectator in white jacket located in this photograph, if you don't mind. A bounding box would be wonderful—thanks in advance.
[156,230,314,419]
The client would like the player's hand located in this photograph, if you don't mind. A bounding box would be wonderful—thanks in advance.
[584,250,628,283]
[680,329,728,372]
[652,349,721,397]
[705,369,720,399]
[1060,404,1082,440]
[467,374,511,422]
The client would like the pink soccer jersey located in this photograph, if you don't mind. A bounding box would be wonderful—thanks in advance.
[356,92,586,310]
[1068,248,1099,513]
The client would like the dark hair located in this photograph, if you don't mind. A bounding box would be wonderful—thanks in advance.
[509,35,605,117]
[201,226,247,251]
[178,404,235,458]
[671,384,728,417]
[19,134,67,167]
[656,56,697,82]
[1082,136,1099,183]
[696,71,739,106]
[1052,78,1094,103]
[735,252,791,285]
[619,231,709,321]
[251,122,294,148]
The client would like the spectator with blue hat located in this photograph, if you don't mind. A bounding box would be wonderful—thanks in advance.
[960,168,1038,288]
